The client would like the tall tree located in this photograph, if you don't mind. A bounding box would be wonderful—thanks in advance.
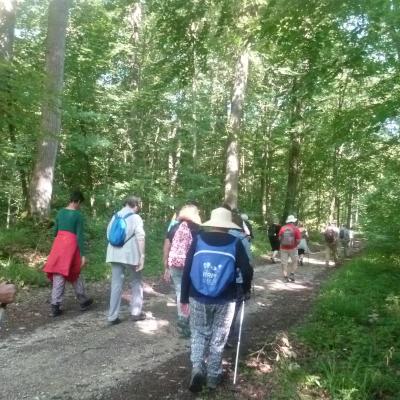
[224,46,250,209]
[29,0,71,217]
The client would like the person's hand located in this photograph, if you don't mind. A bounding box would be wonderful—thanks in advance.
[136,255,145,272]
[80,256,87,268]
[181,303,190,317]
[163,268,171,283]
[0,283,16,305]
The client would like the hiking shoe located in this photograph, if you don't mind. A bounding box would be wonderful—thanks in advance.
[51,304,63,317]
[131,312,146,322]
[283,276,289,283]
[109,317,122,326]
[80,298,93,311]
[189,367,205,393]
[289,273,295,282]
[225,339,234,349]
[207,375,221,390]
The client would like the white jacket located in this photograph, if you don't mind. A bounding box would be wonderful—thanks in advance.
[106,206,145,266]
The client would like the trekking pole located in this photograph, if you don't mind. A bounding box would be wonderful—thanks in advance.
[233,300,245,385]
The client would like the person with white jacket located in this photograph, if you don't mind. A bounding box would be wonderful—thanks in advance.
[106,195,146,325]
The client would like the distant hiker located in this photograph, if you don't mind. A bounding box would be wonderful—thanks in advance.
[106,195,146,325]
[324,221,339,266]
[240,213,254,241]
[44,191,93,317]
[267,219,281,263]
[163,204,201,337]
[297,222,309,266]
[226,211,253,349]
[278,215,301,282]
[180,207,253,392]
[339,224,351,257]
[349,226,355,249]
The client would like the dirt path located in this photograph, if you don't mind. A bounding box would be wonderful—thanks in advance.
[0,250,346,400]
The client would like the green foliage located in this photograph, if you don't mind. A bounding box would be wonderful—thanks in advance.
[271,252,400,399]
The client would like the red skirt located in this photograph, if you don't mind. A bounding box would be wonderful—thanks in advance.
[43,230,81,282]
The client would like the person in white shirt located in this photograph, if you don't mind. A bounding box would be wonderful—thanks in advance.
[106,195,145,325]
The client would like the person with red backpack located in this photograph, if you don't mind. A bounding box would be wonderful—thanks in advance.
[163,204,201,337]
[324,221,339,266]
[278,215,301,282]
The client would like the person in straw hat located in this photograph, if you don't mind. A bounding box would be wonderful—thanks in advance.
[180,207,253,392]
[163,204,202,337]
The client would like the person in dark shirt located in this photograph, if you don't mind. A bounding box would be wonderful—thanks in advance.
[268,219,281,263]
[181,207,253,392]
[44,191,93,317]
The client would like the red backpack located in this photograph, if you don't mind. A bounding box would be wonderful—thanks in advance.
[280,225,296,247]
[167,221,193,268]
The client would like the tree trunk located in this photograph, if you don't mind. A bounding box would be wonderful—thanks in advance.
[0,0,30,211]
[29,0,70,218]
[282,88,302,223]
[224,47,250,209]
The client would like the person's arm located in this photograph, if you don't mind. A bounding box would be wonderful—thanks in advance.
[0,283,16,304]
[76,212,86,266]
[295,228,301,247]
[54,212,59,237]
[133,215,146,271]
[162,238,171,281]
[136,238,145,271]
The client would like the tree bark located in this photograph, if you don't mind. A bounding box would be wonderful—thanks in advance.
[282,85,302,223]
[224,47,250,209]
[0,0,30,211]
[29,0,71,217]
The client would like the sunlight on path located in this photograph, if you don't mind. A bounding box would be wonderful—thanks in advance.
[1,251,333,400]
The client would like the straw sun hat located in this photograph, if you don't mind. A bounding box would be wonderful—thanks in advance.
[202,207,241,230]
[177,205,202,225]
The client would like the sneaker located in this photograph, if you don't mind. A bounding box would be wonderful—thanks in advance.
[131,312,146,322]
[283,276,289,283]
[51,304,63,317]
[189,367,205,393]
[109,317,122,326]
[80,298,93,311]
[289,273,295,282]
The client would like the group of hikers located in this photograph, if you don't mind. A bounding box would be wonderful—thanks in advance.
[41,191,254,392]
[268,216,354,276]
[0,190,355,393]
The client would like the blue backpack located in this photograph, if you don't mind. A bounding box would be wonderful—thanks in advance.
[107,212,135,247]
[190,236,238,297]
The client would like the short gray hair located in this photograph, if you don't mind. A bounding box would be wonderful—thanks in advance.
[124,195,142,208]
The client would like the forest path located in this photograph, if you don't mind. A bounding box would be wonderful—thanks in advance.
[0,247,350,400]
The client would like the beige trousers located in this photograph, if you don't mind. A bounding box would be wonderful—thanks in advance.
[280,249,298,276]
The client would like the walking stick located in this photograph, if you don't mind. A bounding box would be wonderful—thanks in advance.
[233,300,245,385]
